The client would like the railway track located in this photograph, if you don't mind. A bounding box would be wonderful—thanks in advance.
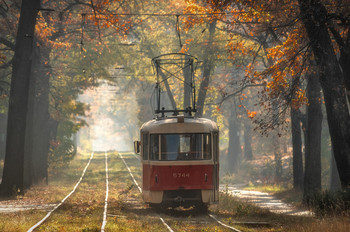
[12,151,243,231]
[119,152,242,232]
[26,152,115,231]
[27,152,96,232]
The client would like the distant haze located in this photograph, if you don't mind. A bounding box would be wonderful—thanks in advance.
[79,80,138,152]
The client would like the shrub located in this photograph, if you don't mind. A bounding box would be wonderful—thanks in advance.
[305,189,350,217]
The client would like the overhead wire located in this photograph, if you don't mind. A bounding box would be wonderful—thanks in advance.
[43,11,244,17]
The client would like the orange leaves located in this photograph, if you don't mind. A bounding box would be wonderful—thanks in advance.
[35,12,72,49]
[291,87,307,110]
[179,39,193,53]
[86,0,136,33]
[180,45,190,53]
[36,12,56,40]
[247,110,257,119]
[183,0,225,30]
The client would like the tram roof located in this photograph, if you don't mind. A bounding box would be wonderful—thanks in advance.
[140,116,219,134]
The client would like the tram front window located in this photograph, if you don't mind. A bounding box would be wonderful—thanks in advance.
[150,134,211,160]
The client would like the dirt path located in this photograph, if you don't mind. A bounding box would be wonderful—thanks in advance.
[220,184,313,216]
[0,200,55,213]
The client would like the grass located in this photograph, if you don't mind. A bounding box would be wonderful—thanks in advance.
[244,183,288,193]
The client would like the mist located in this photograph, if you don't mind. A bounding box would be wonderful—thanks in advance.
[78,80,139,152]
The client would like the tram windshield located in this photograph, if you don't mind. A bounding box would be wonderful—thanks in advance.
[149,133,211,161]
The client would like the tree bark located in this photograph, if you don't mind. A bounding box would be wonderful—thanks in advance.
[158,69,177,111]
[227,102,241,173]
[299,0,350,189]
[330,149,341,191]
[303,73,323,197]
[0,0,40,196]
[30,44,50,185]
[183,54,192,113]
[291,108,304,190]
[243,120,253,160]
[195,20,216,117]
[339,49,350,106]
[23,40,39,189]
[272,101,282,183]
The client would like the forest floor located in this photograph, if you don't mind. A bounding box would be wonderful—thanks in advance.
[0,152,349,231]
[0,185,311,216]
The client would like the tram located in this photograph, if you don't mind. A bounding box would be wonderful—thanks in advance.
[134,54,219,209]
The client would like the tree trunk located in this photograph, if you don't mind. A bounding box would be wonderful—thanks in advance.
[291,108,304,190]
[272,101,282,183]
[23,40,39,189]
[227,102,241,173]
[158,69,177,111]
[303,73,323,197]
[195,20,216,117]
[243,120,253,160]
[24,42,51,187]
[299,0,350,189]
[31,45,51,185]
[183,54,192,113]
[330,149,341,191]
[0,0,40,196]
[338,37,350,106]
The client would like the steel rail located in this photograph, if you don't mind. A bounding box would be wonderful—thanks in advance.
[208,214,242,232]
[27,152,95,232]
[101,152,109,232]
[118,153,174,232]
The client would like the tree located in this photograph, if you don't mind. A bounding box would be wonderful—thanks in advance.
[298,0,350,188]
[185,0,350,191]
[303,71,323,196]
[227,100,242,172]
[195,20,217,117]
[0,0,40,196]
[0,0,137,193]
[291,107,304,189]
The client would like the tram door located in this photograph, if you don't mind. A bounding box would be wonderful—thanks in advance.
[212,132,219,202]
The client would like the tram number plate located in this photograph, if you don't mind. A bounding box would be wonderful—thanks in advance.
[173,173,190,178]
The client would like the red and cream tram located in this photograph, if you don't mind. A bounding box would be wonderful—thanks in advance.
[137,115,219,209]
[134,53,219,209]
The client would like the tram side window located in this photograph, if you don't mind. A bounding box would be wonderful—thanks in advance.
[202,134,211,160]
[142,133,149,160]
[150,134,159,160]
[213,132,218,161]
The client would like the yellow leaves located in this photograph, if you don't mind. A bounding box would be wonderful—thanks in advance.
[0,53,6,64]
